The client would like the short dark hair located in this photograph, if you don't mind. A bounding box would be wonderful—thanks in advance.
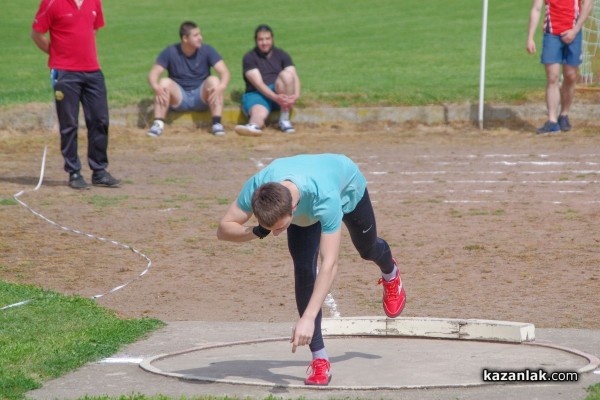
[179,21,198,39]
[251,182,292,228]
[254,24,273,40]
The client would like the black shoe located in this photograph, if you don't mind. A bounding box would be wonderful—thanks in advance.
[92,171,121,188]
[558,115,572,132]
[69,172,90,190]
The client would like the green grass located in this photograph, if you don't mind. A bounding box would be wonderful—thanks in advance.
[75,396,303,400]
[0,281,164,400]
[0,198,18,206]
[3,0,543,108]
[85,194,130,209]
[587,382,600,400]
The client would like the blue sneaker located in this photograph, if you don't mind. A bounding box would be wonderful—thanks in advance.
[558,115,572,132]
[536,120,560,135]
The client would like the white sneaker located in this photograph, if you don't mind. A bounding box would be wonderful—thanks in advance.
[147,121,164,137]
[235,123,262,137]
[211,123,225,136]
[279,120,295,134]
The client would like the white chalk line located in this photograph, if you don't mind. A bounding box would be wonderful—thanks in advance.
[385,189,588,194]
[359,154,599,169]
[362,151,599,204]
[371,170,600,176]
[99,356,144,364]
[415,153,600,159]
[1,145,153,312]
[442,200,600,205]
[385,179,599,185]
[493,161,599,166]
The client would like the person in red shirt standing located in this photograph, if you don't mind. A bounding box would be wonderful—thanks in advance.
[526,0,594,134]
[31,0,120,189]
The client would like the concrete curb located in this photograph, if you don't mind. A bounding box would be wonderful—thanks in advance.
[321,316,535,342]
[3,103,600,132]
[103,103,565,129]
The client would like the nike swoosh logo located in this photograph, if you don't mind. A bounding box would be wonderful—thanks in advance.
[362,225,373,234]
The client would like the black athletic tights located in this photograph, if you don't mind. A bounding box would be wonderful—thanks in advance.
[286,189,394,352]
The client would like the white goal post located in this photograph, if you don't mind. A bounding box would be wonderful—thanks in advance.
[580,0,600,84]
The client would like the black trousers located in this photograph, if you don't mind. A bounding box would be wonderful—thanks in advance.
[287,189,394,352]
[53,70,109,174]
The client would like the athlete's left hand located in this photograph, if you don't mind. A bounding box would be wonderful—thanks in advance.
[290,316,315,353]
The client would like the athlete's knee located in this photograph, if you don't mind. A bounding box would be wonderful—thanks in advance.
[357,236,391,262]
[356,241,380,262]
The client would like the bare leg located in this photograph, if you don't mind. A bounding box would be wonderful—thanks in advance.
[275,69,297,113]
[544,63,561,123]
[153,77,181,119]
[559,65,579,116]
[201,76,223,118]
[248,104,270,128]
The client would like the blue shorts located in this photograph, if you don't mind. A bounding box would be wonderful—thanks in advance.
[541,32,583,66]
[241,83,280,116]
[170,81,209,112]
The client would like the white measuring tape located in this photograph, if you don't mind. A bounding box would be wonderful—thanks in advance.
[1,145,153,311]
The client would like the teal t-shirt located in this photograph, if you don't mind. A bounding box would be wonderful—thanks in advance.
[237,154,367,233]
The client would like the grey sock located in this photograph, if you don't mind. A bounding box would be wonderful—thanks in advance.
[382,265,398,282]
[312,348,328,360]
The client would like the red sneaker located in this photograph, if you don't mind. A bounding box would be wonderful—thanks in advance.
[305,358,332,386]
[378,262,406,318]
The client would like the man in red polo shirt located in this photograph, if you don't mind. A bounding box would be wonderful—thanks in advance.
[31,0,120,189]
[526,0,593,134]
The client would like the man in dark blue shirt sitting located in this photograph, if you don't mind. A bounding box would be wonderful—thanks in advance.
[147,21,230,137]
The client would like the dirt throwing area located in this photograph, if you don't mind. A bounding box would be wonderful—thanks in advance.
[1,119,599,330]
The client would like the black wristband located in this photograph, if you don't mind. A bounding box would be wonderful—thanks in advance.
[252,225,271,239]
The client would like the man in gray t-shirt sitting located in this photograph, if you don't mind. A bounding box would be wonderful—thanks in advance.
[147,21,230,137]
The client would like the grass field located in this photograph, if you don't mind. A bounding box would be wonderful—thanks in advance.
[2,0,544,108]
[0,282,164,400]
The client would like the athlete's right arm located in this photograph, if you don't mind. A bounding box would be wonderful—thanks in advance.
[216,200,260,242]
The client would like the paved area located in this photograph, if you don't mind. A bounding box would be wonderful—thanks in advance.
[27,320,600,400]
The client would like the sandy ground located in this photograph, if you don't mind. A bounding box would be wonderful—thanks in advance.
[1,119,599,331]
